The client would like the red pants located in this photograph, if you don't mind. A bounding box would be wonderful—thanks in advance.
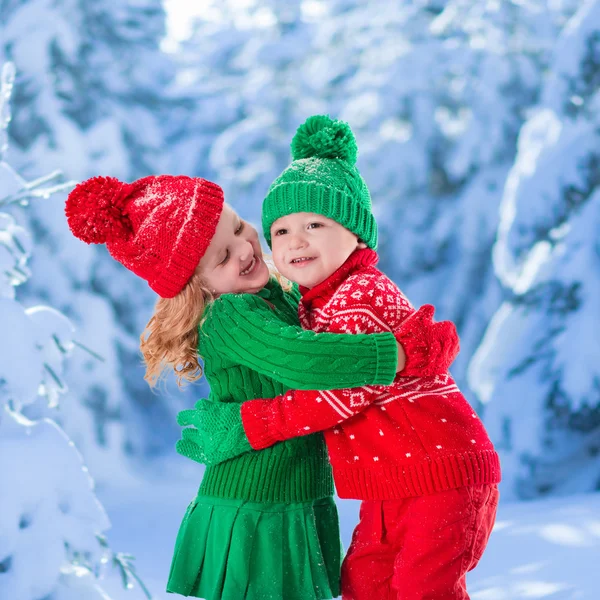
[341,484,499,600]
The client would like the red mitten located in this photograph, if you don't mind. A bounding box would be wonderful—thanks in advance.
[396,305,460,377]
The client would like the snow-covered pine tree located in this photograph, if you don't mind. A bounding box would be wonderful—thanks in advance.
[469,0,600,500]
[2,0,195,481]
[0,61,148,600]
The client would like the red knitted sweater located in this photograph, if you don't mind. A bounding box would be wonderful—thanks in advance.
[241,249,501,500]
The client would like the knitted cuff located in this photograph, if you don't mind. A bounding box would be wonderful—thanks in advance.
[372,333,399,384]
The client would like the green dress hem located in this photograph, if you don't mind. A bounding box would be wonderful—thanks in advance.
[167,495,342,600]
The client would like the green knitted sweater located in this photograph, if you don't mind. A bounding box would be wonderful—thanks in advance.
[196,277,398,503]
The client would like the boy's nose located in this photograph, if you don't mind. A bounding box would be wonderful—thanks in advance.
[289,234,307,250]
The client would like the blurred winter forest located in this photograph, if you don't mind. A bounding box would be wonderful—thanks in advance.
[1,0,600,596]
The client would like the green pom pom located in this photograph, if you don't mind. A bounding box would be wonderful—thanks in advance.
[291,115,358,165]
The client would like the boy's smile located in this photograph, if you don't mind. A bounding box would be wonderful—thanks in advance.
[271,212,366,289]
[289,256,316,267]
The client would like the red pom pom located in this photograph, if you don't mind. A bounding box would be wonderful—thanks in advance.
[65,176,133,244]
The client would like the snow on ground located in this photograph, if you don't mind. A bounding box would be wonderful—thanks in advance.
[97,464,600,600]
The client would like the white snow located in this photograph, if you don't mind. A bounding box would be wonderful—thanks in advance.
[0,412,111,600]
[97,471,600,599]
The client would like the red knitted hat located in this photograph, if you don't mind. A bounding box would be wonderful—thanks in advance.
[65,175,224,298]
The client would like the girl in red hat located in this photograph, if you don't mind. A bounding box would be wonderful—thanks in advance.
[65,174,415,600]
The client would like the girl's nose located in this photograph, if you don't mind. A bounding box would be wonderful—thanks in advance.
[239,239,254,262]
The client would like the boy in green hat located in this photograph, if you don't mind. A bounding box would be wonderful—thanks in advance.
[180,115,500,599]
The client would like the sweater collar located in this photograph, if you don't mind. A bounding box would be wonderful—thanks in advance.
[300,248,379,310]
[257,279,274,300]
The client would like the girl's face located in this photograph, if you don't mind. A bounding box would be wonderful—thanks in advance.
[270,212,366,289]
[199,204,270,295]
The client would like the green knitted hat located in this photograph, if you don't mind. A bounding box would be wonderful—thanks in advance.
[262,115,378,249]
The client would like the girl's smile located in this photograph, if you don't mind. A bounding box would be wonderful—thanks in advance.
[240,255,258,276]
[199,204,270,295]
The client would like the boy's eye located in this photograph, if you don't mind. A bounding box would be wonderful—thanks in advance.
[220,250,230,265]
[236,221,244,235]
[308,222,323,229]
[274,228,287,236]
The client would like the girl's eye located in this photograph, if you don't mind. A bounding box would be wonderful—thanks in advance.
[236,221,245,235]
[220,250,230,265]
[274,229,287,236]
[308,222,322,229]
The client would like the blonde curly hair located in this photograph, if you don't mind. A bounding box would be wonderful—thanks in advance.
[140,258,290,388]
[140,271,213,388]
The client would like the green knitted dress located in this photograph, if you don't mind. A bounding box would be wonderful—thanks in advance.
[167,278,398,600]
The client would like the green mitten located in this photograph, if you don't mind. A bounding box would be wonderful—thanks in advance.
[176,399,252,466]
[176,398,206,428]
[196,399,253,464]
[175,427,209,464]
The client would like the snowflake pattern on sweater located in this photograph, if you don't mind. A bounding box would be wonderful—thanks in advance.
[241,249,501,500]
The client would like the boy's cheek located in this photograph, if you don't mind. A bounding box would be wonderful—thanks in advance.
[269,241,283,262]
[271,250,287,273]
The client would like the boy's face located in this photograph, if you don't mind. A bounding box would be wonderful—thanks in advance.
[271,212,366,289]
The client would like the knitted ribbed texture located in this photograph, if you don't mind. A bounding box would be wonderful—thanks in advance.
[196,277,399,503]
[261,115,378,249]
[333,451,502,500]
[200,439,334,503]
[263,181,377,251]
[66,175,224,298]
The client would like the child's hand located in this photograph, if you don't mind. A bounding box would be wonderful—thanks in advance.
[396,305,459,377]
[175,400,252,466]
[175,427,210,464]
[176,399,206,428]
[396,341,407,372]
